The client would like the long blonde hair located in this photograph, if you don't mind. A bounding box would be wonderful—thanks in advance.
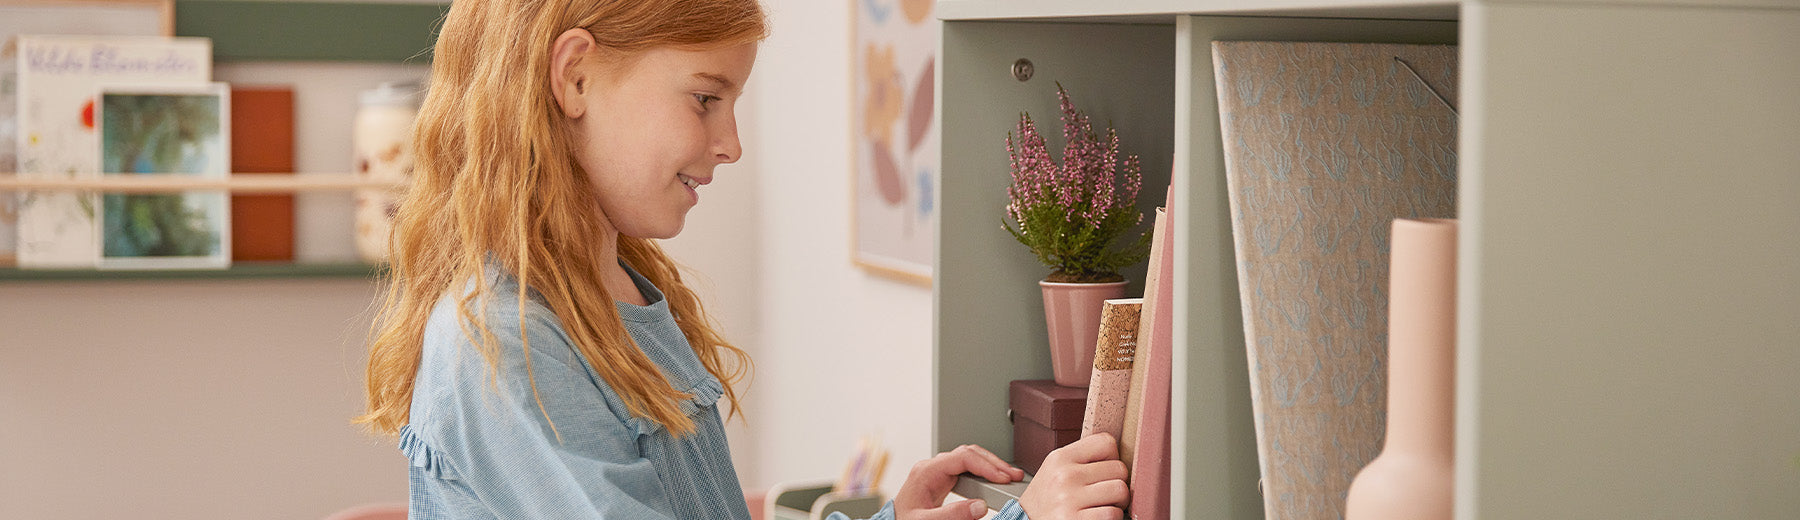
[358,0,767,438]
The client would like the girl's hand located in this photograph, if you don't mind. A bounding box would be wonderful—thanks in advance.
[894,444,1025,520]
[1018,433,1130,520]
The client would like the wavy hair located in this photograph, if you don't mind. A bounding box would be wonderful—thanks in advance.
[358,0,767,438]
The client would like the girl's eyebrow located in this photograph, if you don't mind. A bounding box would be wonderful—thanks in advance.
[692,72,740,94]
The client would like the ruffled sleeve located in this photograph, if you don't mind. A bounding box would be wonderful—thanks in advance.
[397,424,460,481]
[608,259,728,439]
[407,298,683,519]
[405,258,755,519]
[620,375,725,438]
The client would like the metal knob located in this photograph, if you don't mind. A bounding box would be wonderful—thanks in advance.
[1011,58,1034,82]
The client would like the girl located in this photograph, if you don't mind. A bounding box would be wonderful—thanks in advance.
[357,0,1129,519]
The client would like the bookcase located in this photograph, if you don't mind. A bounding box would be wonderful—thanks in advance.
[933,1,1800,519]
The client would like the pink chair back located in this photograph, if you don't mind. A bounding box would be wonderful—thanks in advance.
[322,503,407,520]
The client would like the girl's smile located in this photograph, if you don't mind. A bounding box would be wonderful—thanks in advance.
[679,173,710,204]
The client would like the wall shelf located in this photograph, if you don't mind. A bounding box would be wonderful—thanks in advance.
[0,174,403,281]
[0,174,402,193]
[0,262,382,282]
[3,1,439,282]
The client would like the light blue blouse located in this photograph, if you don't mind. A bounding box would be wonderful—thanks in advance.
[399,261,1028,520]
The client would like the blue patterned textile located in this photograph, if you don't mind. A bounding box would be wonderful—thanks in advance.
[400,261,748,520]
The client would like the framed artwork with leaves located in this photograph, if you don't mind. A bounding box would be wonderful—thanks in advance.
[850,0,937,285]
[96,82,230,269]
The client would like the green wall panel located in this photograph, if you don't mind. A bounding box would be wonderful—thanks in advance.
[175,0,447,62]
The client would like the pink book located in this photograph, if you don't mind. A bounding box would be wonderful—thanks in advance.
[1129,223,1173,519]
[1127,187,1174,520]
[1081,298,1142,441]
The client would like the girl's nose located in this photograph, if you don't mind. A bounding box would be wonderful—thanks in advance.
[714,118,742,164]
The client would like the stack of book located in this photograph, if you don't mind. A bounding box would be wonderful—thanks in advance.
[1014,185,1175,520]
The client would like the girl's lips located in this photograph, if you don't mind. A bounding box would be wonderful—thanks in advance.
[678,173,712,189]
[679,174,700,204]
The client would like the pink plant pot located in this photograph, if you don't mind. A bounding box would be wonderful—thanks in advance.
[1040,279,1129,387]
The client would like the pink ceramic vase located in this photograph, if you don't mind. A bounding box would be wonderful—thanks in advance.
[1040,279,1128,387]
[1345,218,1457,520]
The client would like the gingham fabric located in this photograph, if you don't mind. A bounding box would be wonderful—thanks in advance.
[400,261,751,519]
[398,260,1030,520]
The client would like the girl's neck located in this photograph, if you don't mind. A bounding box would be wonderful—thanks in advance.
[595,224,651,307]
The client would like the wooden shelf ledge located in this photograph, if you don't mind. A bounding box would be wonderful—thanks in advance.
[0,262,386,282]
[0,174,403,193]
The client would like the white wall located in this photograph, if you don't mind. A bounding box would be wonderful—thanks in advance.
[665,0,938,498]
[658,73,766,480]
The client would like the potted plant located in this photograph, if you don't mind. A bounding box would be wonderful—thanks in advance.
[1004,84,1151,387]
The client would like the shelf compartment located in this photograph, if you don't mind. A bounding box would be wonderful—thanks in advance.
[936,19,1175,456]
[1169,14,1458,520]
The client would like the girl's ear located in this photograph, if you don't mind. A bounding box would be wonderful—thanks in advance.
[550,28,598,119]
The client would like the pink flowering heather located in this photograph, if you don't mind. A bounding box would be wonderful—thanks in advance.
[1003,84,1150,283]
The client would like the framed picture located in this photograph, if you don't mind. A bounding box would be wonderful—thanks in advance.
[95,82,230,269]
[850,0,938,285]
[1,0,174,266]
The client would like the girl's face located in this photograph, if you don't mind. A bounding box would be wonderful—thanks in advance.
[566,42,757,240]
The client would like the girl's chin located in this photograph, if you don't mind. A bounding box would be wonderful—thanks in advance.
[618,218,688,241]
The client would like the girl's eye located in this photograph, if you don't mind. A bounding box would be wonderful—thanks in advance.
[693,93,721,110]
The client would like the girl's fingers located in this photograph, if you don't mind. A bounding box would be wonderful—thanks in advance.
[1052,433,1120,466]
[1076,506,1126,520]
[1016,435,1130,520]
[957,444,1023,482]
[1079,476,1130,508]
[908,498,989,520]
[1088,459,1128,483]
[898,443,1018,512]
[950,445,1020,484]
